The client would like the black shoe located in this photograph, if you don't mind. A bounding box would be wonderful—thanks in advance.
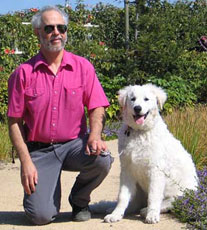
[69,196,91,222]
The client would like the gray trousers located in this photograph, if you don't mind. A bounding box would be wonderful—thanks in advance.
[23,135,113,225]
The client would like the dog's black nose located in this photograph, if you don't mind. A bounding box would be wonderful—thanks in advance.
[134,105,142,114]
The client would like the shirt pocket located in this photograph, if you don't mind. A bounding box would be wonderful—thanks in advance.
[64,86,83,110]
[25,88,46,113]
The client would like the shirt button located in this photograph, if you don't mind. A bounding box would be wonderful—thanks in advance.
[52,123,56,127]
[53,107,57,110]
[54,90,57,94]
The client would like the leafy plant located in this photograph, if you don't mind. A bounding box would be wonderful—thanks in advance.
[172,168,207,229]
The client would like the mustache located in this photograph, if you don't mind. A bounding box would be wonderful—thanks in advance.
[50,36,63,41]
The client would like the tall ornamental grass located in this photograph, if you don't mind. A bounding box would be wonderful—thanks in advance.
[0,121,12,162]
[164,105,207,229]
[164,105,207,169]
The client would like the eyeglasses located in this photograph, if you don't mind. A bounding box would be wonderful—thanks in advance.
[44,24,67,34]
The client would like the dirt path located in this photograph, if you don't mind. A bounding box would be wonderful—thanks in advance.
[0,140,186,230]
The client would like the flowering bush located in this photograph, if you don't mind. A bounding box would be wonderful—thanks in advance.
[172,168,207,229]
[102,121,121,140]
[1,0,207,120]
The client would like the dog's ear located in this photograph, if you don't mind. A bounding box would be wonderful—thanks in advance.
[145,84,167,110]
[118,86,131,108]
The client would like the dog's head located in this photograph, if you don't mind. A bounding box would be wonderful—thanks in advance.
[118,84,167,130]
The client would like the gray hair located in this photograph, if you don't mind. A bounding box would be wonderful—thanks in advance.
[31,5,69,28]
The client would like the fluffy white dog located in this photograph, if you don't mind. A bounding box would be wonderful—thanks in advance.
[104,84,198,224]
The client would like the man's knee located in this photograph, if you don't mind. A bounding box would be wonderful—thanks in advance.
[24,207,57,225]
[96,155,114,177]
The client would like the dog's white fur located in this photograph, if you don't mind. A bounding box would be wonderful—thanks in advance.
[104,84,198,224]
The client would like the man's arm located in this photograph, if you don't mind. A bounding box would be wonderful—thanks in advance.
[86,107,107,155]
[8,117,38,195]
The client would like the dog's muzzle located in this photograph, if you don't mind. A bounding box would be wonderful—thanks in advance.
[133,106,149,125]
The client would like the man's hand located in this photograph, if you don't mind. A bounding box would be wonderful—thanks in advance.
[21,159,38,195]
[8,117,38,195]
[86,137,107,155]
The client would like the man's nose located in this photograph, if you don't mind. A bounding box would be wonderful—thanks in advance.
[53,26,60,35]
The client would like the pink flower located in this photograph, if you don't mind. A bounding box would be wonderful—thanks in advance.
[4,49,16,54]
[30,8,38,12]
[99,41,105,46]
[4,49,10,54]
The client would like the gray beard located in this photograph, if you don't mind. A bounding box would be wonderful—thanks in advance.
[39,34,67,52]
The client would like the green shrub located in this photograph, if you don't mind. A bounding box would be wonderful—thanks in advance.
[149,75,197,112]
[2,1,207,120]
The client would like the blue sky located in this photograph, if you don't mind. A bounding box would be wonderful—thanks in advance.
[0,0,177,15]
[0,0,124,15]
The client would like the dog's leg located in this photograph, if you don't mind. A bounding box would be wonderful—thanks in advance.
[126,184,147,214]
[140,197,173,221]
[143,171,165,224]
[160,198,174,213]
[104,172,136,223]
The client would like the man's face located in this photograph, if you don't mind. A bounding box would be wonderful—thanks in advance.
[37,10,67,52]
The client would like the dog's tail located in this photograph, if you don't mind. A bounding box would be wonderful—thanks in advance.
[89,201,116,214]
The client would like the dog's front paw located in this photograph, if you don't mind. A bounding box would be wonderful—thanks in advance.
[104,213,123,223]
[145,209,160,224]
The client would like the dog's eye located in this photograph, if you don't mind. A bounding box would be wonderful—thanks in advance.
[144,97,149,101]
[131,97,136,101]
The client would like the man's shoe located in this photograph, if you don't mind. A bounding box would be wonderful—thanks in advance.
[69,196,91,221]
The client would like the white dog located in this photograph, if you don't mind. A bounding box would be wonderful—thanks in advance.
[104,84,198,224]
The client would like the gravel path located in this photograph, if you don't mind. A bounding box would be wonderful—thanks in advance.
[0,140,186,230]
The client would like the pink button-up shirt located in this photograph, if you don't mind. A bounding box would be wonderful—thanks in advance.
[7,50,110,143]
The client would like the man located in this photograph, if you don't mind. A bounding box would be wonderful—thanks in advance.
[7,6,113,225]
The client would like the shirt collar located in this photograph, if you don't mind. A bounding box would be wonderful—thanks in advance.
[61,50,75,70]
[34,50,74,70]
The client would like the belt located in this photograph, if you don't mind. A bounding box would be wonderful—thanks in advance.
[26,141,68,152]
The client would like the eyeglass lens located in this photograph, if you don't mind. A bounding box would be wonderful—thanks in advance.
[44,24,67,34]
